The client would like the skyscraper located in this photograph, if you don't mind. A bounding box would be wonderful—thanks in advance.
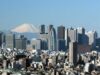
[69,41,78,66]
[57,26,66,51]
[77,27,89,45]
[77,27,86,44]
[0,32,3,47]
[15,35,27,50]
[57,25,65,39]
[48,25,53,31]
[41,39,48,50]
[5,33,15,49]
[67,27,77,48]
[39,25,48,50]
[86,31,97,49]
[40,24,45,34]
[39,33,48,50]
[65,29,68,50]
[48,25,57,51]
[96,38,100,52]
[58,40,66,51]
[77,27,85,34]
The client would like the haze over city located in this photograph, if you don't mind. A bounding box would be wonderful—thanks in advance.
[0,0,100,35]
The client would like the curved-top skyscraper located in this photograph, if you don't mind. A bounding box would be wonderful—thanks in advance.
[48,25,57,51]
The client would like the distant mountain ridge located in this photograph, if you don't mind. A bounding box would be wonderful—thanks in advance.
[9,23,40,40]
[11,23,39,33]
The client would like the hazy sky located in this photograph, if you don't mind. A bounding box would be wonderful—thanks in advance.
[0,0,100,34]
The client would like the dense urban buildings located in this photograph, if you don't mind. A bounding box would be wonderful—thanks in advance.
[0,24,100,75]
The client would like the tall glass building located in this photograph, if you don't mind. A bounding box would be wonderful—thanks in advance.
[48,25,57,51]
[57,25,66,51]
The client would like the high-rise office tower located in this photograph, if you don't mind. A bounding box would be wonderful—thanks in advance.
[57,26,66,51]
[41,40,48,50]
[40,24,45,34]
[48,25,56,51]
[86,31,97,49]
[48,25,53,31]
[77,27,89,45]
[77,27,85,34]
[67,27,77,48]
[57,25,65,39]
[69,41,78,66]
[58,40,66,51]
[96,38,100,52]
[5,33,15,49]
[65,29,68,50]
[0,32,4,47]
[15,35,27,50]
[39,25,48,50]
[77,27,90,53]
[77,27,86,44]
[39,34,48,50]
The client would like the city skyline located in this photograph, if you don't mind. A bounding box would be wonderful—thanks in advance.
[0,0,100,35]
[0,1,100,74]
[0,23,100,75]
[0,24,98,51]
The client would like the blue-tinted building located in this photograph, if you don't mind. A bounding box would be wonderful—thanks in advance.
[48,25,57,51]
[58,39,66,51]
[57,26,66,51]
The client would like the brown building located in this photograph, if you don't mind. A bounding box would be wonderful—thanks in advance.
[78,45,91,54]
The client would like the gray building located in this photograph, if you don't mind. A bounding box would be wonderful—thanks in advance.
[15,35,27,50]
[57,26,66,51]
[5,33,15,49]
[67,28,77,48]
[69,41,78,66]
[0,32,4,47]
[57,25,65,39]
